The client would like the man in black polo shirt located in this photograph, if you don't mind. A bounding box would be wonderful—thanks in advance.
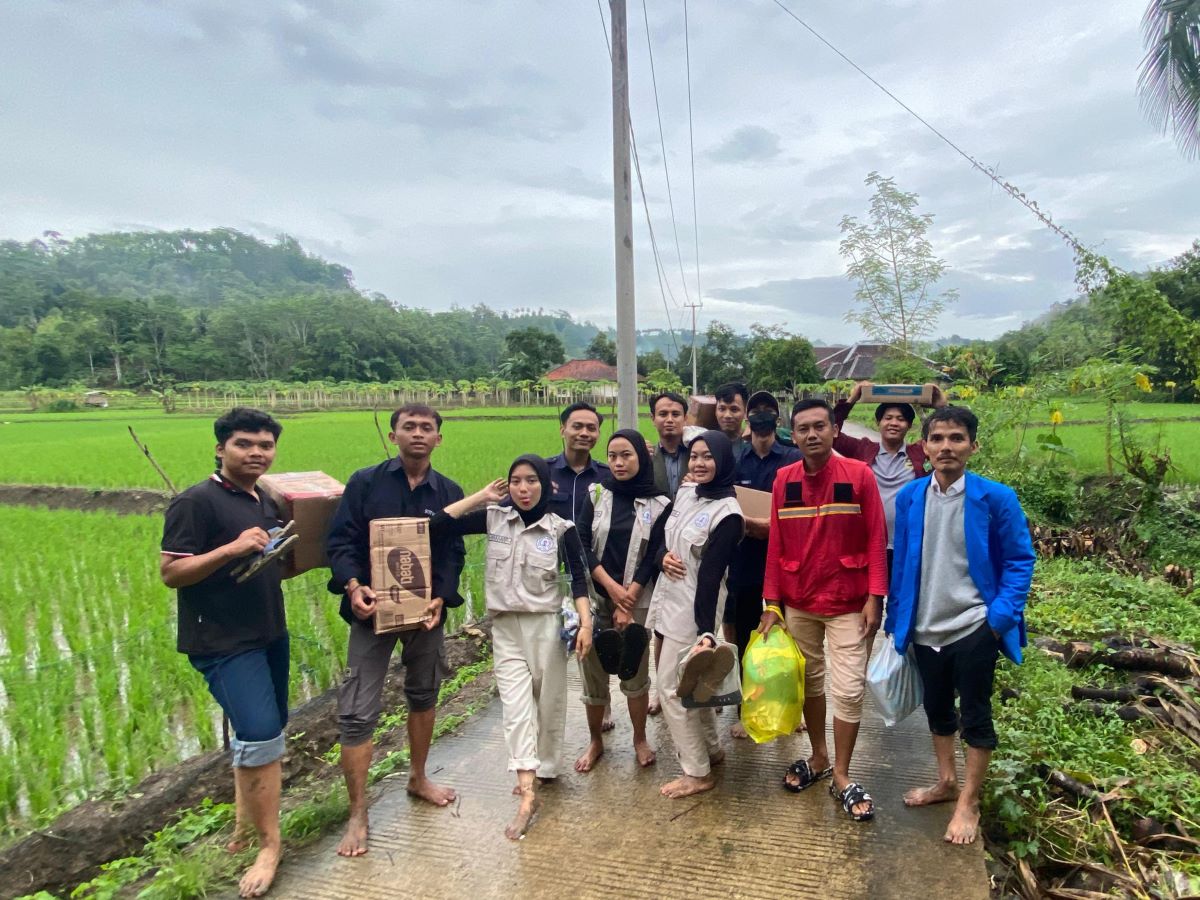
[725,390,801,737]
[325,403,466,858]
[160,407,288,899]
[547,401,609,525]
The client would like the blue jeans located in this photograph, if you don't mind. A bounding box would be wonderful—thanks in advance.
[190,635,290,767]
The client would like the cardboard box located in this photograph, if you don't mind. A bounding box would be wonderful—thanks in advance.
[735,486,772,520]
[258,471,345,578]
[687,395,718,429]
[369,517,433,633]
[860,383,935,406]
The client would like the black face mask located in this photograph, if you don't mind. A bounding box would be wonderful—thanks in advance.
[748,411,778,436]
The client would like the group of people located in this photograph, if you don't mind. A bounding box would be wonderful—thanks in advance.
[160,381,1035,897]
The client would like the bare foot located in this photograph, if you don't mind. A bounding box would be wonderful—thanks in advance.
[601,716,615,733]
[226,823,252,854]
[407,775,456,806]
[647,697,661,716]
[660,774,715,799]
[945,802,981,844]
[336,812,369,857]
[574,739,605,773]
[634,738,657,767]
[794,721,806,734]
[505,790,541,840]
[239,844,280,897]
[709,749,726,766]
[904,781,960,807]
[730,721,748,740]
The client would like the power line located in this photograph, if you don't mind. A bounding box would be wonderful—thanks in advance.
[768,0,1103,268]
[640,0,693,309]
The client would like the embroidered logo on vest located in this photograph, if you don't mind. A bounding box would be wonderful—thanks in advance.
[692,512,711,528]
[535,536,555,553]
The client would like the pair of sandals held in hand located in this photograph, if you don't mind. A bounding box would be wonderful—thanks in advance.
[592,623,649,681]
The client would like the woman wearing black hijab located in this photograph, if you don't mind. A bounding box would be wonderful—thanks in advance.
[433,455,592,839]
[649,430,744,800]
[573,429,670,773]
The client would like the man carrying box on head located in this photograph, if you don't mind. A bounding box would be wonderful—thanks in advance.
[325,404,466,858]
[833,381,948,577]
[758,399,888,823]
[886,406,1035,845]
[160,407,289,899]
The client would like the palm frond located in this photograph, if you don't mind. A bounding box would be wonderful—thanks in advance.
[1137,0,1200,159]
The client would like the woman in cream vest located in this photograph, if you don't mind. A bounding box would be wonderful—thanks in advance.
[573,428,670,774]
[433,454,592,839]
[651,429,744,799]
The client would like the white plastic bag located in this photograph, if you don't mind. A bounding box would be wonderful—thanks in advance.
[866,641,923,727]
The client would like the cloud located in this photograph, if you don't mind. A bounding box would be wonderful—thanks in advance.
[707,126,783,164]
[1,0,1196,350]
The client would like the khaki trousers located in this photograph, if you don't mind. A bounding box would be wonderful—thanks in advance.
[492,611,567,778]
[784,606,870,724]
[659,634,722,777]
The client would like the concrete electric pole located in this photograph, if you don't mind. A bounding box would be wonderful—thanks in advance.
[611,0,638,430]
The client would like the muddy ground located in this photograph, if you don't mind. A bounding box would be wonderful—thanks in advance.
[0,484,171,515]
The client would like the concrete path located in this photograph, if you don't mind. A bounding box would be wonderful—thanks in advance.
[267,656,988,900]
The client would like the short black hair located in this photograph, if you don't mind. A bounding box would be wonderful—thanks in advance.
[790,398,834,425]
[649,391,687,417]
[922,406,979,442]
[560,401,603,426]
[713,382,749,405]
[875,403,916,425]
[391,403,444,432]
[214,407,282,444]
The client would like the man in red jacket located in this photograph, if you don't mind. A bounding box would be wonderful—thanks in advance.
[759,399,888,822]
[833,381,947,572]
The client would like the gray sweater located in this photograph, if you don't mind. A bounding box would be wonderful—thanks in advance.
[913,483,987,647]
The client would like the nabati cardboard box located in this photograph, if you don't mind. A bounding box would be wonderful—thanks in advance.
[735,485,772,520]
[369,517,433,633]
[859,383,935,406]
[257,471,345,578]
[687,395,718,429]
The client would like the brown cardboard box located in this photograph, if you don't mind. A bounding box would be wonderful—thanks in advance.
[687,395,718,428]
[735,486,772,520]
[257,471,345,578]
[369,517,433,633]
[859,383,935,406]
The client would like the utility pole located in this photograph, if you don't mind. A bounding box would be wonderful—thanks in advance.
[611,0,637,430]
[688,302,698,394]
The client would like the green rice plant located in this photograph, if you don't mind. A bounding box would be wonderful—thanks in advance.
[0,507,350,834]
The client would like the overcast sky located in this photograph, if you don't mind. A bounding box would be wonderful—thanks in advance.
[2,0,1196,346]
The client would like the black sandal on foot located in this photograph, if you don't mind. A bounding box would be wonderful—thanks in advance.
[782,759,832,793]
[593,628,623,675]
[831,781,875,821]
[618,623,649,681]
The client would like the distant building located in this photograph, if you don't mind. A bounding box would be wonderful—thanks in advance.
[83,390,109,408]
[816,342,943,381]
[544,359,640,401]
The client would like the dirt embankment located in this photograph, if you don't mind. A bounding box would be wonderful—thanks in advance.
[0,484,171,515]
[0,624,493,900]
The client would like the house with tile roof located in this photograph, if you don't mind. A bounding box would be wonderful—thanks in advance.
[816,342,943,381]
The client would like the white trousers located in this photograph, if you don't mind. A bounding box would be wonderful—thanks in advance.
[659,634,722,777]
[492,611,567,778]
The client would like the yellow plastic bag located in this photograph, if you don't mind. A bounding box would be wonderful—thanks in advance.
[739,625,805,744]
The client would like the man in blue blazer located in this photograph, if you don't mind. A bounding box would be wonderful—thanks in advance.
[884,406,1034,845]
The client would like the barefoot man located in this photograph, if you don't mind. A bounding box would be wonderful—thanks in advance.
[160,407,289,897]
[325,403,466,856]
[885,406,1034,844]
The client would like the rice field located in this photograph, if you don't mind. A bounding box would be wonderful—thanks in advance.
[0,410,659,491]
